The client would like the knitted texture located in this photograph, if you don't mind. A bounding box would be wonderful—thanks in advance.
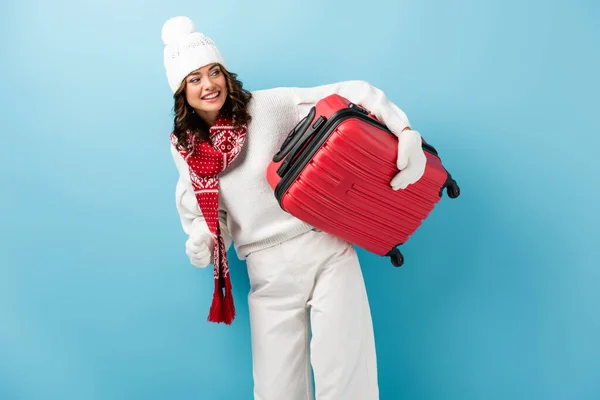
[171,111,247,324]
[162,16,226,93]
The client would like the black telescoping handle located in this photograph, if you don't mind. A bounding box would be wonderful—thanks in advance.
[276,118,324,177]
[272,107,316,163]
[276,113,328,177]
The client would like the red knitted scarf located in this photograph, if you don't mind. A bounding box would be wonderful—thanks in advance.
[170,111,247,325]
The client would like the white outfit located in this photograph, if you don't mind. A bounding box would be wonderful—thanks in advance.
[170,80,414,400]
[246,228,378,400]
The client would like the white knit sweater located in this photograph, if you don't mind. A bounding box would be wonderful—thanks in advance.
[170,80,412,260]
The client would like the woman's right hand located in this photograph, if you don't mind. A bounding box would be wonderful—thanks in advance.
[185,233,213,268]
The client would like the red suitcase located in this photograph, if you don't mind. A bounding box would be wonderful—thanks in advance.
[266,94,460,267]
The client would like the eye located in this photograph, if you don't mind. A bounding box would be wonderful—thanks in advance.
[211,69,220,76]
[190,77,200,83]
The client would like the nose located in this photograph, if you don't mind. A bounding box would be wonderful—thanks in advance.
[203,81,217,93]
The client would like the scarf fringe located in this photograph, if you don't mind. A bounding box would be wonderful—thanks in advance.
[208,283,235,325]
[223,282,236,324]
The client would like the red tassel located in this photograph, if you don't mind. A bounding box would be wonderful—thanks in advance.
[222,285,236,325]
[206,236,236,325]
[207,279,224,323]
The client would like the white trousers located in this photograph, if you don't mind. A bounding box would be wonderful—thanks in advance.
[245,229,379,400]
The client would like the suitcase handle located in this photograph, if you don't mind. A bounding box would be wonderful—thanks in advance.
[276,111,328,177]
[276,120,321,177]
[272,107,316,163]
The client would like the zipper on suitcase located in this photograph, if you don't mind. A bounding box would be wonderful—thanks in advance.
[422,142,438,156]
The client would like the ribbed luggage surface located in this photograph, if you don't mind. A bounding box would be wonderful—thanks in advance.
[281,116,447,256]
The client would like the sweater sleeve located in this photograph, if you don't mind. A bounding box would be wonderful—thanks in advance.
[170,145,232,251]
[290,80,412,137]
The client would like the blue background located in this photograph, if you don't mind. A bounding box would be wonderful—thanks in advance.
[1,0,598,399]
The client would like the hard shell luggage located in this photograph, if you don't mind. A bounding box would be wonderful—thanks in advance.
[266,94,460,266]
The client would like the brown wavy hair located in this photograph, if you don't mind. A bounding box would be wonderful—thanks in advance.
[171,64,252,151]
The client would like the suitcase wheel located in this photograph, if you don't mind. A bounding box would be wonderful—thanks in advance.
[447,180,460,199]
[387,247,405,267]
[440,171,461,199]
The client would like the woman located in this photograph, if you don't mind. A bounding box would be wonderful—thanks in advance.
[162,16,426,400]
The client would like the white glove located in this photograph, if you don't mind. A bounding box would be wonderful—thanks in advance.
[390,129,427,190]
[185,232,213,269]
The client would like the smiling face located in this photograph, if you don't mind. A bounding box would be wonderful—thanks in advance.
[184,63,228,126]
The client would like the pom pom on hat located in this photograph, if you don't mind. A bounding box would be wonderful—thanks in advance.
[162,16,195,46]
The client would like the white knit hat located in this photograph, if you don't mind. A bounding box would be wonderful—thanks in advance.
[162,16,226,93]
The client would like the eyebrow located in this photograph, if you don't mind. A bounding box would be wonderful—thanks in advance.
[188,64,220,77]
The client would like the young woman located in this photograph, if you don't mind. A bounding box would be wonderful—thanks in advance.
[162,16,426,400]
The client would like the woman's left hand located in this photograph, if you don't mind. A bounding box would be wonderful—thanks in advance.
[390,128,427,190]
